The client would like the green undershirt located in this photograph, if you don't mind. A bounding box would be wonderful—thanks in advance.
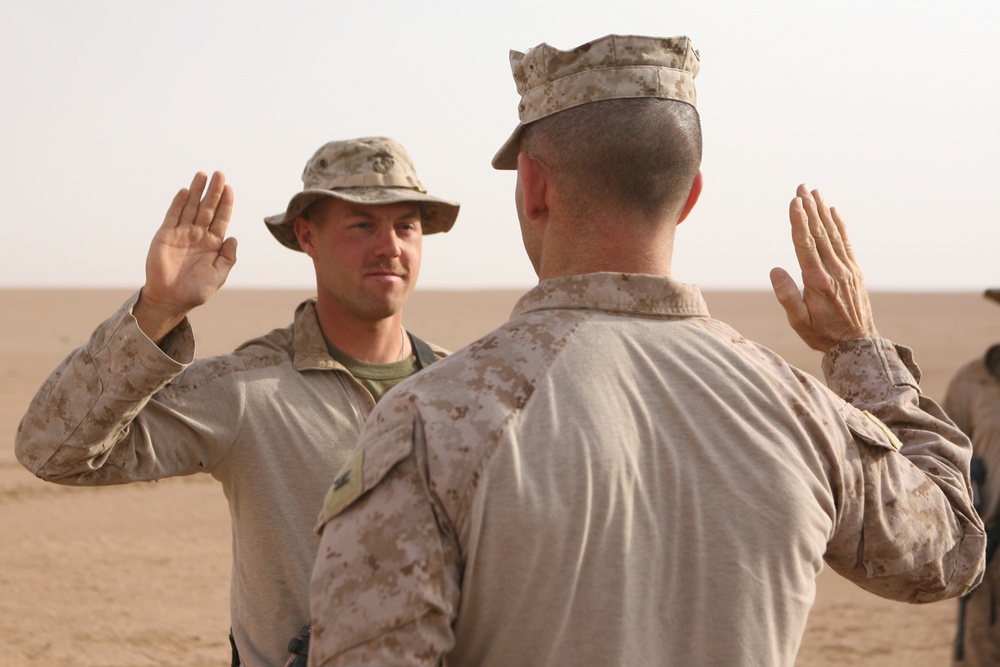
[325,340,420,403]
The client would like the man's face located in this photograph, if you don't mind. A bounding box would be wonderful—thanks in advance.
[297,197,423,323]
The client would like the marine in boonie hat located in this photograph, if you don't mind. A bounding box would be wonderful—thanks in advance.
[492,34,701,170]
[265,137,460,251]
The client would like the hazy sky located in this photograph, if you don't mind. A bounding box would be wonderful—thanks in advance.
[2,0,997,292]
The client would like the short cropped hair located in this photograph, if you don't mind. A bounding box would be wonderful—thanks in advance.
[522,98,702,220]
[299,197,333,223]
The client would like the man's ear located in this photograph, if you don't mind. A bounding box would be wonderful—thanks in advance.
[294,217,318,258]
[517,151,549,222]
[677,170,704,225]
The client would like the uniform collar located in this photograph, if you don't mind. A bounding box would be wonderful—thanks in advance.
[291,298,351,372]
[512,272,710,319]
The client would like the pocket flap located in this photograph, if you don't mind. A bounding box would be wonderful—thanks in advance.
[317,421,415,529]
[843,406,903,453]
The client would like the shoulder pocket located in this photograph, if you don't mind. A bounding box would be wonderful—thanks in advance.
[843,406,903,453]
[317,421,415,529]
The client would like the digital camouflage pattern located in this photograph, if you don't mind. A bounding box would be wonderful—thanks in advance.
[265,136,460,251]
[309,272,986,667]
[14,293,447,667]
[492,34,701,169]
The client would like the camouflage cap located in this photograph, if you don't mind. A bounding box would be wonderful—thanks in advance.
[265,137,460,251]
[492,34,701,170]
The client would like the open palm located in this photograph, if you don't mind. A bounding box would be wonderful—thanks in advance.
[135,171,237,342]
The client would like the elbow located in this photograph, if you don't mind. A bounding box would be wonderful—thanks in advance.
[13,427,49,478]
[912,529,987,603]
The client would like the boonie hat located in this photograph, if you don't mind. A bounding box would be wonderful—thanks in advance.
[265,137,460,251]
[492,34,701,170]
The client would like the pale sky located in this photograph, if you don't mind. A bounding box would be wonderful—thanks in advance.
[2,0,997,292]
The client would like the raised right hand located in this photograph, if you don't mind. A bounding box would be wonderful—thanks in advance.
[133,171,237,343]
[769,184,878,353]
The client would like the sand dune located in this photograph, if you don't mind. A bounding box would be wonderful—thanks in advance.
[3,287,998,666]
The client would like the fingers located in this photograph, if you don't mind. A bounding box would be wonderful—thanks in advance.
[828,205,858,266]
[798,186,839,270]
[806,188,854,277]
[175,172,209,228]
[794,184,861,297]
[780,184,879,350]
[193,171,227,231]
[162,187,191,229]
[208,183,235,239]
[788,193,830,295]
[170,171,229,234]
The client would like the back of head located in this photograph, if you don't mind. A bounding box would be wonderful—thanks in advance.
[492,34,703,223]
[523,97,702,221]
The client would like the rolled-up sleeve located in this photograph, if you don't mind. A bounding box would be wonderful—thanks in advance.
[14,292,234,483]
[821,338,985,601]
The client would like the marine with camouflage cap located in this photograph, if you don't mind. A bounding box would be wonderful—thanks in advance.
[14,137,458,667]
[946,288,1000,666]
[308,34,984,666]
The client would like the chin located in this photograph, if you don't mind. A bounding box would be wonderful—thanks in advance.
[363,296,406,321]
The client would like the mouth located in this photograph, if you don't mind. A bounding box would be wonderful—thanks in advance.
[365,267,407,283]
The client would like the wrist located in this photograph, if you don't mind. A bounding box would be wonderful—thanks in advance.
[134,288,189,344]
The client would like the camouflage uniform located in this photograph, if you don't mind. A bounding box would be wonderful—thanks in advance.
[309,273,985,667]
[946,351,1000,666]
[16,136,456,667]
[15,293,444,667]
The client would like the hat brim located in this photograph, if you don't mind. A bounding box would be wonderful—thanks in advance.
[264,187,460,252]
[492,124,525,170]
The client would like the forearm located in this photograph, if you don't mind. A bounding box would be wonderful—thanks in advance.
[15,294,194,481]
[822,338,985,599]
[823,338,976,508]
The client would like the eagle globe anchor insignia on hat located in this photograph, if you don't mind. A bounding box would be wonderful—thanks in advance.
[264,136,460,251]
[491,33,701,170]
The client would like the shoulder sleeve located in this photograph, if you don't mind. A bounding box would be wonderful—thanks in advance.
[821,338,986,601]
[315,420,414,530]
[310,413,460,666]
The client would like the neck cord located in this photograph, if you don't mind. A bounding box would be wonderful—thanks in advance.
[396,325,406,361]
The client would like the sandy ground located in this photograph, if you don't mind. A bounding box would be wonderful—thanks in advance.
[2,287,999,666]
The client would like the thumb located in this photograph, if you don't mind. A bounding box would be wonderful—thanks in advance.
[216,237,238,272]
[770,267,806,325]
[769,267,793,299]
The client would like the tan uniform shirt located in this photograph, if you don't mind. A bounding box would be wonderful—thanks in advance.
[14,293,445,667]
[310,273,985,667]
[944,354,1000,666]
[945,356,1000,525]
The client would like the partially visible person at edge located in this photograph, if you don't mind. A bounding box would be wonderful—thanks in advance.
[306,34,986,667]
[14,136,459,667]
[947,287,1000,666]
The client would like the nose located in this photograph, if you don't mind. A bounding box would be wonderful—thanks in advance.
[373,226,402,258]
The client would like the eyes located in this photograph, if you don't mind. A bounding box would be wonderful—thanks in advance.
[348,218,421,234]
[335,203,423,236]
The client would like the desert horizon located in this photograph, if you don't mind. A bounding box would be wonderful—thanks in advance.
[3,287,999,666]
